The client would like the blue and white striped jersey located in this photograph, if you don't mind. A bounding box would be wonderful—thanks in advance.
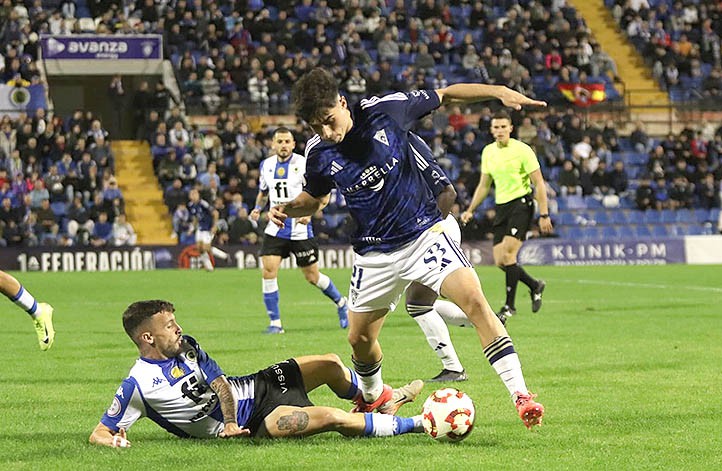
[187,200,214,231]
[100,336,256,439]
[259,153,313,240]
[304,90,450,254]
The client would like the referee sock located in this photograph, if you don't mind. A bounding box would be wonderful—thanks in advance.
[262,278,281,325]
[503,264,521,309]
[315,273,343,305]
[9,285,38,317]
[517,265,538,289]
[483,335,528,398]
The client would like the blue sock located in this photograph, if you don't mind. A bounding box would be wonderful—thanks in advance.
[315,273,342,304]
[339,368,359,400]
[363,413,417,437]
[263,291,280,321]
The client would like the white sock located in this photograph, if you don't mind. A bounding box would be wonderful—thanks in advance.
[483,336,528,399]
[359,370,384,403]
[263,278,279,293]
[12,285,38,317]
[211,246,229,260]
[366,413,395,437]
[434,300,473,327]
[200,252,213,270]
[413,310,464,372]
[315,273,330,290]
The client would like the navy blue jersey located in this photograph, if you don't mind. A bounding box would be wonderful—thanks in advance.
[187,199,214,231]
[304,90,450,254]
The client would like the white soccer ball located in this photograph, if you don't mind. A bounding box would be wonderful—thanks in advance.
[421,388,476,442]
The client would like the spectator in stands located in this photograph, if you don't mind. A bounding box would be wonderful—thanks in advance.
[199,69,221,114]
[112,213,137,246]
[590,44,620,81]
[697,173,720,209]
[66,195,94,244]
[635,175,656,211]
[248,70,270,115]
[702,68,722,100]
[228,207,258,245]
[168,121,190,150]
[35,198,57,236]
[630,121,653,153]
[558,160,581,196]
[344,68,367,106]
[669,175,695,209]
[591,160,611,196]
[28,179,48,209]
[572,135,593,164]
[608,160,629,196]
[311,209,335,243]
[90,211,113,247]
[178,154,198,187]
[654,177,670,210]
[87,120,109,146]
[152,81,175,116]
[90,135,114,172]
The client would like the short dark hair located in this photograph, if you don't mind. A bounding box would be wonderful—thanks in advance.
[122,300,175,341]
[492,110,512,122]
[273,126,294,138]
[292,68,339,123]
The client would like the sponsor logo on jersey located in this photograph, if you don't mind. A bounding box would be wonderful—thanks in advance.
[330,161,343,175]
[342,158,399,194]
[152,377,165,387]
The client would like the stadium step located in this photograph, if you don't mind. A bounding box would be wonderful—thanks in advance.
[566,0,669,109]
[112,140,175,245]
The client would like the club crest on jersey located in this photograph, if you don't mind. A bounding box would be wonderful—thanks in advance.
[170,366,186,378]
[373,129,389,146]
[343,158,399,194]
[275,167,286,178]
[107,397,122,417]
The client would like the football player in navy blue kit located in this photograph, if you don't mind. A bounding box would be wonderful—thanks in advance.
[270,69,546,429]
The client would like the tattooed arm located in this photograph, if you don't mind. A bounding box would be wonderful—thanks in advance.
[210,375,250,438]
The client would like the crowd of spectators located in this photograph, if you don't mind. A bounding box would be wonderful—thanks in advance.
[1,0,622,118]
[610,0,722,101]
[0,110,137,247]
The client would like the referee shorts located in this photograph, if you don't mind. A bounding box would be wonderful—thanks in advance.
[493,194,534,245]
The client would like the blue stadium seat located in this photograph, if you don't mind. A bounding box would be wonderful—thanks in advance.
[559,212,578,226]
[641,211,660,224]
[584,196,603,209]
[636,225,652,237]
[602,226,619,238]
[652,225,669,237]
[566,227,584,239]
[610,210,629,224]
[618,225,635,238]
[675,210,695,223]
[660,209,677,223]
[594,211,611,225]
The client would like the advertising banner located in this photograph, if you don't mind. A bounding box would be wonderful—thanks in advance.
[0,242,496,273]
[41,35,162,60]
[518,238,687,266]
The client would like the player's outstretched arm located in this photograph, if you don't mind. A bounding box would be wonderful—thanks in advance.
[269,192,330,227]
[436,84,547,110]
[89,422,131,448]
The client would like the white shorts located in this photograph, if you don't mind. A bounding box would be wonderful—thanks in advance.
[348,221,472,313]
[195,230,213,245]
[442,214,461,245]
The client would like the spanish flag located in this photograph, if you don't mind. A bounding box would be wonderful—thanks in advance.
[557,83,606,107]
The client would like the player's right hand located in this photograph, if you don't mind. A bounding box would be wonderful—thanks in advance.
[250,209,260,221]
[111,428,131,448]
[269,205,288,227]
[460,211,473,225]
[219,423,251,438]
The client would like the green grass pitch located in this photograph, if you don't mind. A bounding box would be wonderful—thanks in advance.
[1,265,720,470]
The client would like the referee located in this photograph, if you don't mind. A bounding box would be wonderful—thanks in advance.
[461,111,553,324]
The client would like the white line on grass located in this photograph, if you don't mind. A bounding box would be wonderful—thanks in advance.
[548,278,722,294]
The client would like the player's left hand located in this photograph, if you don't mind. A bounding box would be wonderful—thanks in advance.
[219,423,251,438]
[539,217,553,234]
[297,216,311,225]
[269,205,288,227]
[500,87,547,110]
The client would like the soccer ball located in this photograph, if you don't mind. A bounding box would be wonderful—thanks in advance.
[421,388,476,442]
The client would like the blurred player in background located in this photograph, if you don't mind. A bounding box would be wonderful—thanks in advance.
[187,188,218,272]
[89,300,424,447]
[461,111,552,324]
[0,270,54,350]
[271,68,546,428]
[251,127,348,334]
